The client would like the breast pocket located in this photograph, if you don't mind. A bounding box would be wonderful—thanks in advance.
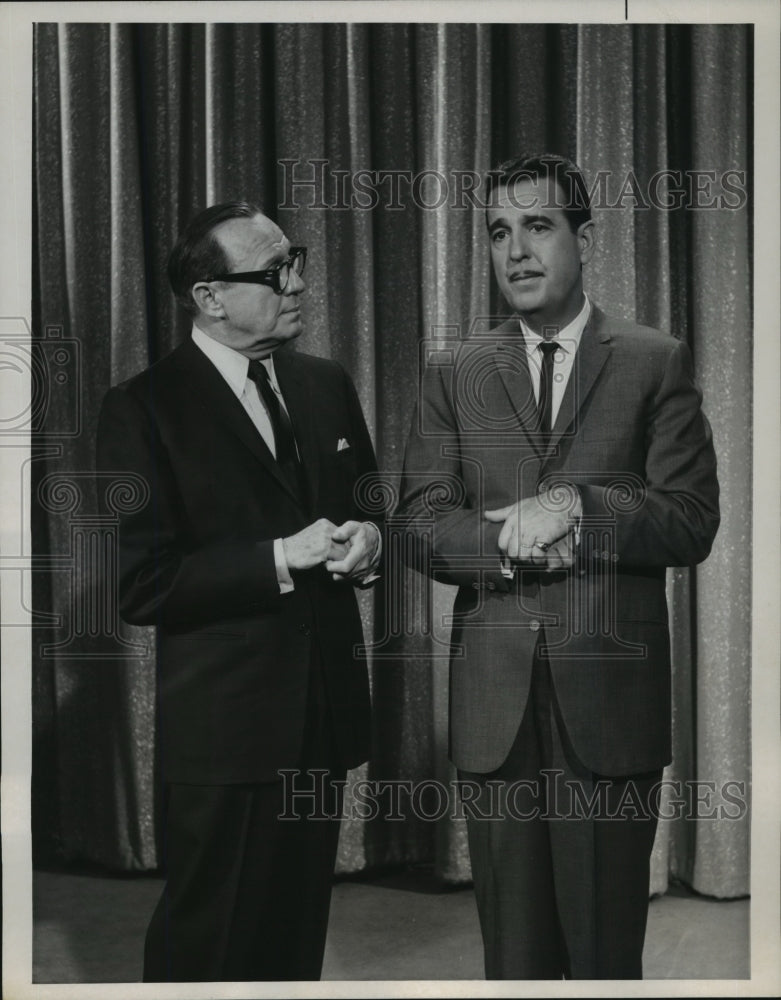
[330,447,358,476]
[318,447,359,515]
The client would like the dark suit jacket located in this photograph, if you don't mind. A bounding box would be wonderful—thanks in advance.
[96,338,376,784]
[398,306,719,777]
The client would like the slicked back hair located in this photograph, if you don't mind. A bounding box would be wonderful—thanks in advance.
[168,201,264,315]
[485,153,592,233]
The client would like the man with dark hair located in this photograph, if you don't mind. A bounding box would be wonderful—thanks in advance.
[486,152,592,230]
[398,153,719,979]
[97,202,381,982]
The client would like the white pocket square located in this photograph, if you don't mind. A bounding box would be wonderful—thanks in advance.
[337,438,351,451]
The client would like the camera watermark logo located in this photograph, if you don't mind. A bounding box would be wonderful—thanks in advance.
[417,322,590,447]
[0,321,81,436]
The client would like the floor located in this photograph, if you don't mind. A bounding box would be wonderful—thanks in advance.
[31,866,749,984]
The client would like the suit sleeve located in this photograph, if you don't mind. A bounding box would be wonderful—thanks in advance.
[395,359,511,591]
[96,385,282,628]
[578,337,720,567]
[337,362,384,584]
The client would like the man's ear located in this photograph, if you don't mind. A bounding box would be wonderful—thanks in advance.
[577,220,596,265]
[191,281,227,318]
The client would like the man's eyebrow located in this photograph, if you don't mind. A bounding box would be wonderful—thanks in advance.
[487,216,510,234]
[487,212,556,234]
[521,213,556,226]
[260,242,290,268]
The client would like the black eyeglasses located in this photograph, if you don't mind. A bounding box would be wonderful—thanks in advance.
[205,246,307,293]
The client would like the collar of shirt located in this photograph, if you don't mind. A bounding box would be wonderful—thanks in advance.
[518,294,592,362]
[191,324,279,397]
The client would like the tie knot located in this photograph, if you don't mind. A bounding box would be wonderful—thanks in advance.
[539,341,560,358]
[247,359,271,386]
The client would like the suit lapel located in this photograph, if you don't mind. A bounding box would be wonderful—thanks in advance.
[544,306,612,459]
[173,339,306,507]
[490,317,543,452]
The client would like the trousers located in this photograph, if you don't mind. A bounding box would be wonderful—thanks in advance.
[458,645,662,980]
[143,648,345,982]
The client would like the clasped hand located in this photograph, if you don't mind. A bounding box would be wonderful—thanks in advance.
[283,518,378,581]
[484,494,580,570]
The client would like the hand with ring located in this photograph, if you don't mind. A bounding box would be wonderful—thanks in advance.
[484,494,581,566]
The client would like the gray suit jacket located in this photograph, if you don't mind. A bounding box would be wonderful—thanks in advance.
[397,306,719,776]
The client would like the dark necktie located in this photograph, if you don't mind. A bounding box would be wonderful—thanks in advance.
[537,341,560,437]
[246,360,306,501]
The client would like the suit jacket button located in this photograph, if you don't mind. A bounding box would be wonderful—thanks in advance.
[529,619,541,632]
[487,582,496,591]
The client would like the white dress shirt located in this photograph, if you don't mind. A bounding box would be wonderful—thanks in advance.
[192,324,289,458]
[519,295,591,425]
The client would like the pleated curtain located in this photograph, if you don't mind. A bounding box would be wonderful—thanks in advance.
[32,21,751,897]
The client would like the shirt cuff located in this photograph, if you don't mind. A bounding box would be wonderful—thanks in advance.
[274,537,295,594]
[500,555,515,579]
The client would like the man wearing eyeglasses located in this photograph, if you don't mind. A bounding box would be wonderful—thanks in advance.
[96,202,381,982]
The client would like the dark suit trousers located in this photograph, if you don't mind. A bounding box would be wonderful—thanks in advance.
[143,648,345,983]
[458,645,662,980]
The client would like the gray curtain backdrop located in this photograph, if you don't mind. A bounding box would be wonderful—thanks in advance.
[32,22,751,898]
